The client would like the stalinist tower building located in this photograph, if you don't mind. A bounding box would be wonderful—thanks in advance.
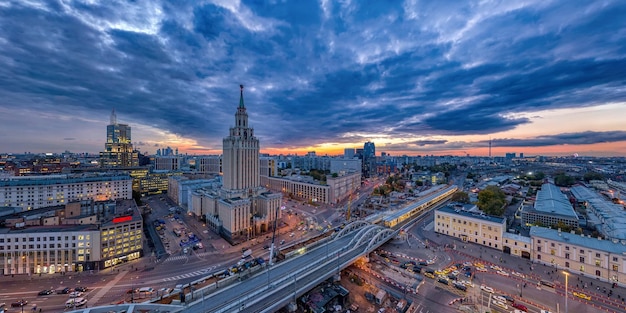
[204,85,282,244]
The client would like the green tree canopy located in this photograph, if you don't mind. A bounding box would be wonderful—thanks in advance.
[583,171,605,182]
[477,185,507,216]
[450,191,470,203]
[554,172,576,187]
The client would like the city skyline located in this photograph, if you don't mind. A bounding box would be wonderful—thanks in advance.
[1,1,626,157]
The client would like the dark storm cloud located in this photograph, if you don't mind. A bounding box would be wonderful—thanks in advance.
[1,0,626,153]
[411,140,448,147]
[491,131,626,147]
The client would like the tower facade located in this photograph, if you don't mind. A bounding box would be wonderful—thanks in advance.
[99,109,139,168]
[222,85,260,193]
[204,85,281,244]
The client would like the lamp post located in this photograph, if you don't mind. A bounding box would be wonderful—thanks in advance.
[562,271,569,313]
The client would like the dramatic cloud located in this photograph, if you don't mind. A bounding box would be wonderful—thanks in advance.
[0,0,625,155]
[491,131,626,147]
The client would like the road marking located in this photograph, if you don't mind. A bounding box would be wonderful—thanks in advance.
[162,266,218,281]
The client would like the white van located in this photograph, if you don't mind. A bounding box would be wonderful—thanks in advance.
[138,287,154,294]
[65,297,87,308]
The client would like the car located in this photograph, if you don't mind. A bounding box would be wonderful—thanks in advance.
[280,240,285,244]
[453,283,467,291]
[74,286,88,292]
[65,297,87,308]
[497,270,510,277]
[480,285,494,293]
[159,287,173,295]
[491,300,508,310]
[493,295,507,303]
[263,245,270,249]
[68,291,83,298]
[424,272,435,279]
[38,289,54,296]
[501,295,515,303]
[11,300,28,307]
[437,277,449,285]
[511,271,526,278]
[476,267,488,272]
[512,303,528,312]
[57,287,71,294]
[573,291,591,300]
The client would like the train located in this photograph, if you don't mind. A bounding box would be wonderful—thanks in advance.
[382,185,458,228]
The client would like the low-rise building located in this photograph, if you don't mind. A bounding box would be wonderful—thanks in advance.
[0,173,133,211]
[531,226,626,284]
[435,204,506,250]
[521,183,579,229]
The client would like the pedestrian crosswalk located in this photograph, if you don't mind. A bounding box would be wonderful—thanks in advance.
[162,265,219,281]
[164,255,188,262]
[163,251,217,263]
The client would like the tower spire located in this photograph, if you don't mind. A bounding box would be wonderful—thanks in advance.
[239,84,245,108]
[110,108,117,125]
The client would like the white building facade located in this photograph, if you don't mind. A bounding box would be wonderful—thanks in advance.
[0,174,133,211]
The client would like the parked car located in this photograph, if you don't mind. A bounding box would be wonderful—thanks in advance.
[480,285,494,293]
[38,289,54,296]
[74,286,88,292]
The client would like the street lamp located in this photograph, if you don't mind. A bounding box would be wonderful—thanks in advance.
[562,271,570,313]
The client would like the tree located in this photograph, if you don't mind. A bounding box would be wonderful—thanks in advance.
[554,172,576,187]
[450,191,470,203]
[583,171,604,182]
[477,186,506,216]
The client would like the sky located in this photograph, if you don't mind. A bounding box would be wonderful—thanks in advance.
[1,0,626,157]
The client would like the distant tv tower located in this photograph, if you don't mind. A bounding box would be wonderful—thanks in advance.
[489,138,492,158]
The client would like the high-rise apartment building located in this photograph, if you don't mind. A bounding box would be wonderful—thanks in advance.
[99,109,139,168]
[364,141,376,158]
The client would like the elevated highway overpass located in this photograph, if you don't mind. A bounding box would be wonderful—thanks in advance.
[185,222,397,313]
[182,185,457,312]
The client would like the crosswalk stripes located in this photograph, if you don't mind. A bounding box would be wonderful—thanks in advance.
[162,265,219,281]
[163,255,188,262]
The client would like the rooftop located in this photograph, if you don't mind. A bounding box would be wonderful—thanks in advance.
[532,183,577,218]
[530,226,626,254]
[437,203,506,225]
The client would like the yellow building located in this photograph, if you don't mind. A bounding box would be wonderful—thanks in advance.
[531,226,626,284]
[435,204,506,250]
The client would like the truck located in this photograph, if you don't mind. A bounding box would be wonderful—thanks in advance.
[242,249,253,259]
